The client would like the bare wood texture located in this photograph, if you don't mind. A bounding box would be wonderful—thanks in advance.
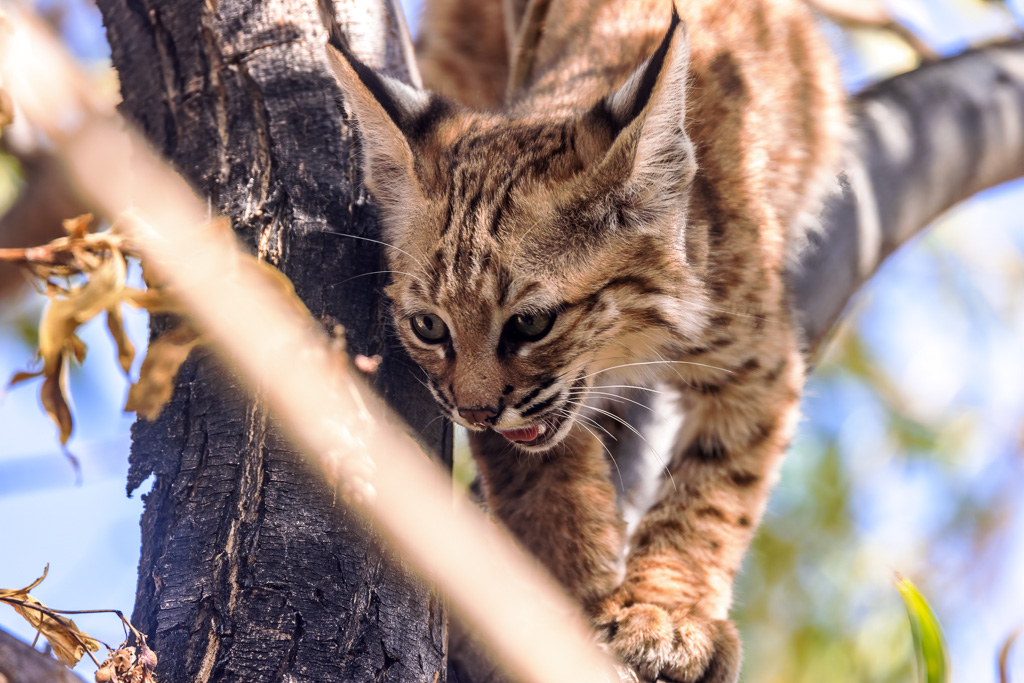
[795,40,1024,353]
[94,0,448,681]
[0,629,86,683]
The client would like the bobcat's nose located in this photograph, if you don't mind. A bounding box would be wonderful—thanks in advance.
[458,406,499,426]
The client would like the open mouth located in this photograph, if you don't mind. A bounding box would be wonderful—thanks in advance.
[494,412,568,448]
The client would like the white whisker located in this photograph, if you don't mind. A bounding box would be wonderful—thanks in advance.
[560,407,617,442]
[422,413,448,431]
[580,360,733,381]
[323,230,433,275]
[564,399,677,492]
[335,270,430,287]
[566,390,656,413]
[619,332,689,386]
[567,414,625,492]
[587,384,664,394]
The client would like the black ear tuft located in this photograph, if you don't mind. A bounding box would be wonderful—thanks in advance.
[577,5,695,227]
[589,5,683,136]
[327,30,455,144]
[623,5,681,125]
[330,31,414,137]
[326,29,463,231]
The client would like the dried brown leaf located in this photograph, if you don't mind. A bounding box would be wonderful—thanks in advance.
[6,209,199,441]
[7,212,305,448]
[0,567,47,598]
[65,246,127,319]
[12,594,100,667]
[7,369,43,387]
[106,305,134,374]
[122,287,178,314]
[39,355,72,444]
[31,243,128,441]
[125,323,201,420]
[96,643,156,683]
[0,567,102,668]
[62,213,94,239]
[138,644,157,672]
[69,334,87,364]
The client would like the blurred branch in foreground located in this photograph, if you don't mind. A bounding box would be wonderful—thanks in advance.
[0,628,86,683]
[0,9,618,683]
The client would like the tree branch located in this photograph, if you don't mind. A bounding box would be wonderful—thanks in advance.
[807,0,939,62]
[0,630,86,683]
[794,39,1024,353]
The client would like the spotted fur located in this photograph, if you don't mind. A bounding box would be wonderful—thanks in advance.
[327,1,844,679]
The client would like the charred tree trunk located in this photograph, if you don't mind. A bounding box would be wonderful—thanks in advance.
[95,1,449,681]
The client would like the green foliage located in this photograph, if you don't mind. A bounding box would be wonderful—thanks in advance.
[896,575,948,683]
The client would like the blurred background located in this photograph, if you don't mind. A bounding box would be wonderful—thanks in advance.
[0,0,1022,680]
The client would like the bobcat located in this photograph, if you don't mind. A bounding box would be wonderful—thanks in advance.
[327,0,844,679]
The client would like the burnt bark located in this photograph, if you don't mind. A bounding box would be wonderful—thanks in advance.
[95,1,449,681]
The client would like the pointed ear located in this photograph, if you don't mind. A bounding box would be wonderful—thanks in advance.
[585,5,696,221]
[325,32,454,215]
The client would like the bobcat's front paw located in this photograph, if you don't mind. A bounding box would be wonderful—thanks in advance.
[592,596,740,683]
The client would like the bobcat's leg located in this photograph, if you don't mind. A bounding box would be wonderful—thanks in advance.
[470,426,626,607]
[594,338,805,683]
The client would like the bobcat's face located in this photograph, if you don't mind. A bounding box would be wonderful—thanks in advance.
[385,191,693,449]
[327,13,703,449]
[381,124,704,450]
[390,244,595,449]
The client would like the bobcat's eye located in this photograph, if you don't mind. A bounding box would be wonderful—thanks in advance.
[411,313,449,343]
[505,311,557,343]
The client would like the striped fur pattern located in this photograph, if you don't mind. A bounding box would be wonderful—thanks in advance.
[327,0,844,680]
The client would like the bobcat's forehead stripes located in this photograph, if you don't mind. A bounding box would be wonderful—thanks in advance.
[415,122,589,302]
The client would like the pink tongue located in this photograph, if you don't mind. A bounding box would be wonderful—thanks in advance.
[497,426,540,443]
